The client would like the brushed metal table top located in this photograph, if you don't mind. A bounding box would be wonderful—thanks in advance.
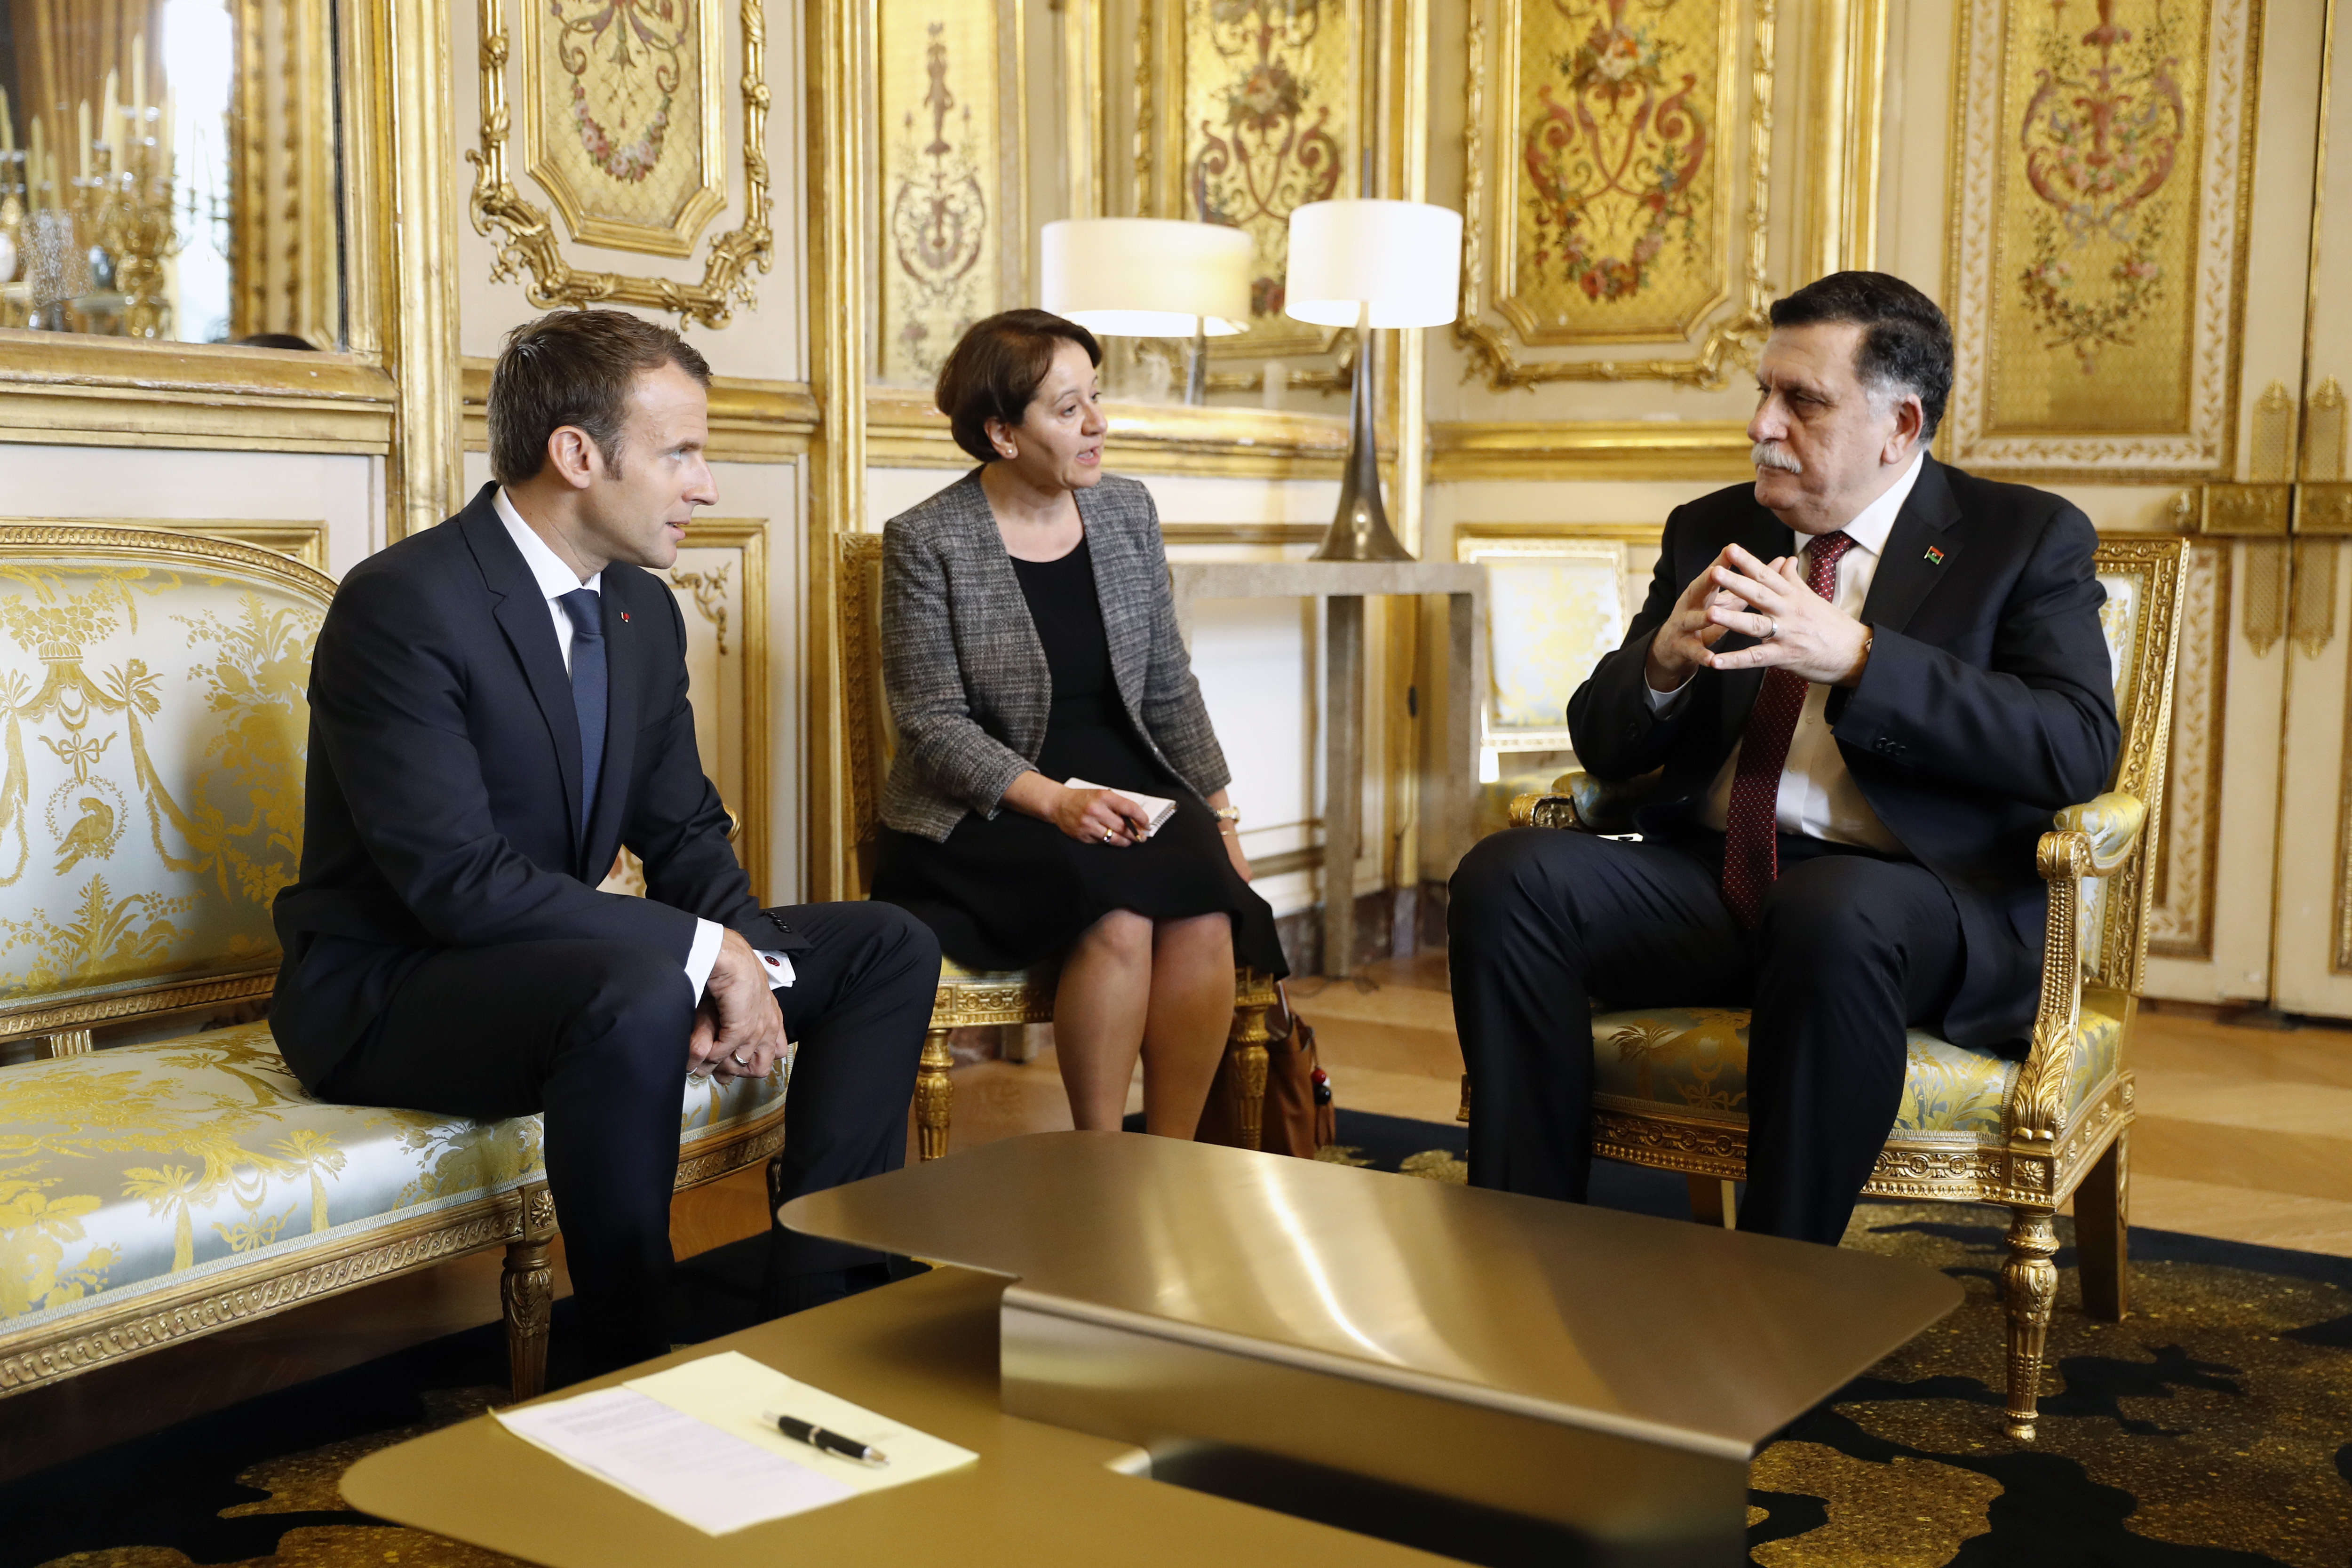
[781,1132,1960,1457]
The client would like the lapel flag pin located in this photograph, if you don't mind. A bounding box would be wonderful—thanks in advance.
[618,610,630,622]
[1924,546,1945,566]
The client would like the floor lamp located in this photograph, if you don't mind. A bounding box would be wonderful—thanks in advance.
[1041,219,1252,405]
[1283,199,1463,561]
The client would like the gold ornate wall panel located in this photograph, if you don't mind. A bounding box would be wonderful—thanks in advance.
[1142,0,1363,358]
[1457,0,1772,389]
[876,0,1024,384]
[669,518,770,902]
[522,0,728,256]
[1945,0,2260,478]
[1492,0,1733,346]
[467,0,774,328]
[2146,538,2229,959]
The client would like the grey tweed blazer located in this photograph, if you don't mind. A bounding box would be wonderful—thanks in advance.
[880,468,1232,841]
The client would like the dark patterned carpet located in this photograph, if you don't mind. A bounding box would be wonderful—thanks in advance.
[8,1112,2349,1567]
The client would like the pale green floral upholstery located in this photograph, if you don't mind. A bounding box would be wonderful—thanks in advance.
[0,1020,785,1331]
[0,547,320,1011]
[1589,1005,2123,1136]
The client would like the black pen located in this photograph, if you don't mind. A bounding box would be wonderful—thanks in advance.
[763,1410,889,1466]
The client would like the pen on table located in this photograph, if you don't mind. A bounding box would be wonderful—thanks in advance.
[763,1410,889,1466]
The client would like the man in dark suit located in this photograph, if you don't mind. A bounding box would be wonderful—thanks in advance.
[1449,272,2118,1245]
[272,310,938,1372]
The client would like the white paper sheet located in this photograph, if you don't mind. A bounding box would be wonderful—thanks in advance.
[491,1351,977,1536]
[1065,777,1178,838]
[495,1387,853,1535]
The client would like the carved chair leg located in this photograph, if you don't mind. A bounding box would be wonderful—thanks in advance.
[2001,1205,2060,1441]
[1225,987,1273,1152]
[2074,1129,2130,1323]
[1686,1175,1735,1228]
[501,1181,557,1402]
[916,1025,954,1162]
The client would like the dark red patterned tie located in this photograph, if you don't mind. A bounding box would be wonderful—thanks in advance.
[1720,531,1856,927]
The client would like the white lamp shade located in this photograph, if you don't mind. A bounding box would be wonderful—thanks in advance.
[1041,218,1253,337]
[1283,199,1463,328]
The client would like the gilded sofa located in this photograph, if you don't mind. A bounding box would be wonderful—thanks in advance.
[1478,536,2185,1441]
[0,526,788,1399]
[837,532,1280,1156]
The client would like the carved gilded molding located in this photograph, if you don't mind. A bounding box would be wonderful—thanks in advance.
[876,0,1028,384]
[1944,0,2262,479]
[458,361,817,463]
[2147,541,2229,960]
[0,333,396,454]
[1427,420,1754,481]
[467,0,775,329]
[864,385,1352,478]
[1456,0,1775,390]
[1799,0,1885,280]
[523,0,728,257]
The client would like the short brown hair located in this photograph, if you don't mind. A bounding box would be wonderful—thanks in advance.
[934,310,1102,463]
[1769,272,1953,439]
[488,310,713,485]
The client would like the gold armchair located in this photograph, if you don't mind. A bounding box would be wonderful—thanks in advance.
[837,533,1280,1158]
[1478,536,2185,1441]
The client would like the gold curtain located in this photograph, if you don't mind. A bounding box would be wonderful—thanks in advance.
[9,0,168,164]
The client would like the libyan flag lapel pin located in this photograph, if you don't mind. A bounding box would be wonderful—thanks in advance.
[1924,546,1946,566]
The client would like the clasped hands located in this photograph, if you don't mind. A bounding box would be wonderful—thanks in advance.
[1645,542,1873,694]
[687,927,787,1083]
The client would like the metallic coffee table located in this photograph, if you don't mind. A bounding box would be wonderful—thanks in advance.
[782,1132,1960,1565]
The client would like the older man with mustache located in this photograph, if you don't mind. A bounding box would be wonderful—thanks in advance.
[1447,272,2119,1245]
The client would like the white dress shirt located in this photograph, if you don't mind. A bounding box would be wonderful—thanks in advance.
[1646,454,1923,854]
[493,489,789,1000]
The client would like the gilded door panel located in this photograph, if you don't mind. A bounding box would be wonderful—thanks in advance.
[875,0,1025,384]
[2143,538,2288,1004]
[1493,0,1734,346]
[2267,2,2352,1016]
[1944,0,2261,477]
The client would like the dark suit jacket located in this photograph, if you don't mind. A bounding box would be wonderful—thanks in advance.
[1567,456,2119,1050]
[270,482,802,1088]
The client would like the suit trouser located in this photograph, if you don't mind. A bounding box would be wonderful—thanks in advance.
[318,900,938,1370]
[1447,827,1965,1245]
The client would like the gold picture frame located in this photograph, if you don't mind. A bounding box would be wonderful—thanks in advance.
[468,0,775,329]
[1455,0,1775,390]
[520,0,730,258]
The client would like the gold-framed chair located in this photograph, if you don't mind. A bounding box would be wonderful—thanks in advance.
[1469,535,2186,1441]
[837,533,1280,1159]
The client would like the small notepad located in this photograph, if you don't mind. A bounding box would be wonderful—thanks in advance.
[493,1351,977,1536]
[1065,778,1178,839]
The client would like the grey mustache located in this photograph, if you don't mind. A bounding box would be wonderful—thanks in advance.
[1751,441,1804,474]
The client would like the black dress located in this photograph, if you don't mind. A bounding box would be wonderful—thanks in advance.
[871,537,1287,978]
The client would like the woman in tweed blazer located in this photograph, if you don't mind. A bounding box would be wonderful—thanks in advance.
[873,311,1287,1140]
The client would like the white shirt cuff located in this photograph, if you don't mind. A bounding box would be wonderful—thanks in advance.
[683,919,797,999]
[684,918,724,1002]
[1645,677,1692,713]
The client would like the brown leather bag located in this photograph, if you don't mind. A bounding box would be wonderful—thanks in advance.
[1196,983,1335,1157]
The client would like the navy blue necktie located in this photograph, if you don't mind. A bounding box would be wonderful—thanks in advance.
[557,588,606,829]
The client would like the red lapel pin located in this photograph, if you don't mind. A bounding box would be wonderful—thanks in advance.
[619,610,630,622]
